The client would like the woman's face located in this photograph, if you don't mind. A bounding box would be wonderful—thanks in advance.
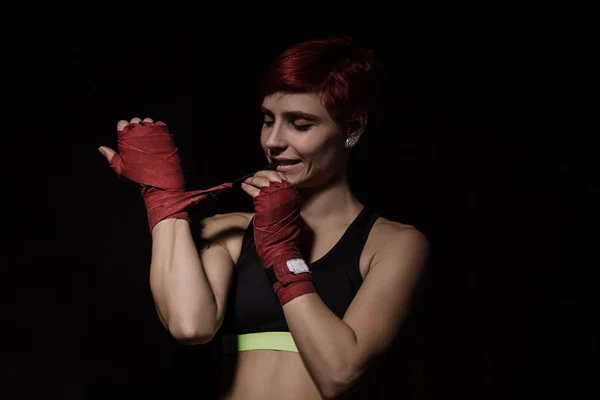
[260,92,349,188]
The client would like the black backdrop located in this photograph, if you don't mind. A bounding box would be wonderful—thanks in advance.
[3,10,597,400]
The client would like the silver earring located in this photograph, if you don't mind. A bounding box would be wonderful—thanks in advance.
[345,137,357,148]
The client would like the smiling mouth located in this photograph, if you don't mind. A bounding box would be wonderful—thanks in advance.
[270,159,302,172]
[271,159,301,167]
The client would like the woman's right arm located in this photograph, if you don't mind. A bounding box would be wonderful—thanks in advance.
[98,117,249,345]
[149,212,250,345]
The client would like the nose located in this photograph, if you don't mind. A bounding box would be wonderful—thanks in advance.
[263,122,287,151]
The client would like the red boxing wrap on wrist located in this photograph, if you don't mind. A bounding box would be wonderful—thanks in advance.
[108,122,232,231]
[253,180,317,306]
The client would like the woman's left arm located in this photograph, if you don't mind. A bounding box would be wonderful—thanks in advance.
[283,224,429,399]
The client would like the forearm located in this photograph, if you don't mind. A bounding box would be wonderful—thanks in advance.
[283,294,362,398]
[149,218,218,344]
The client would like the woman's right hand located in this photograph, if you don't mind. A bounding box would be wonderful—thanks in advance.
[98,116,194,231]
[97,116,183,190]
[98,117,154,165]
[98,116,234,231]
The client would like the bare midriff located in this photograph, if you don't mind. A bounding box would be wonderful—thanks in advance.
[219,350,323,400]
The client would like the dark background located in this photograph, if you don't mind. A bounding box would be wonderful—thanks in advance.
[3,9,597,399]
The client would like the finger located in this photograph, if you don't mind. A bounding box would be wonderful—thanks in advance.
[98,146,117,163]
[253,170,284,183]
[268,170,288,181]
[130,117,142,124]
[241,182,261,198]
[142,118,154,123]
[117,120,129,131]
[246,176,271,188]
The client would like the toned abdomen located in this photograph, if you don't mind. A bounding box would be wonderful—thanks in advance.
[219,350,322,400]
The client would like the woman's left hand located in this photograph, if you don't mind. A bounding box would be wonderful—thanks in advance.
[241,170,289,198]
[241,169,314,306]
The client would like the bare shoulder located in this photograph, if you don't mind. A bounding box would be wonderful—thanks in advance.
[371,217,428,245]
[364,217,429,273]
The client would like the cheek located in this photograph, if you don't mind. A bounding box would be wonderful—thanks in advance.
[259,128,267,146]
[298,129,339,157]
[304,135,341,162]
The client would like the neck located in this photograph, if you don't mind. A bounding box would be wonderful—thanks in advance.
[297,173,363,227]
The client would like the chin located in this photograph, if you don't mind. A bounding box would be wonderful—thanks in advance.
[275,165,303,184]
[288,175,318,189]
[281,172,302,186]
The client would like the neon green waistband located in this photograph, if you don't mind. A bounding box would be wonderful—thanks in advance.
[222,332,299,353]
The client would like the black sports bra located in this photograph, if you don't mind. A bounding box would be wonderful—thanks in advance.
[220,206,380,335]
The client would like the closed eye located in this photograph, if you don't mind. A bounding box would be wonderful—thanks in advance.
[262,119,312,132]
[292,122,313,132]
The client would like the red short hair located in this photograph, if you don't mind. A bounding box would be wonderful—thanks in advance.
[259,36,381,125]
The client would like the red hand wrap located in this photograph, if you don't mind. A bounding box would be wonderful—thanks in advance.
[108,122,232,231]
[253,180,317,306]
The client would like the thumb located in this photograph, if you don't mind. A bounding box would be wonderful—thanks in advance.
[99,146,127,179]
[98,146,116,163]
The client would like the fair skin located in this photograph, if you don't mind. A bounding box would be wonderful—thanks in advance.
[98,94,428,399]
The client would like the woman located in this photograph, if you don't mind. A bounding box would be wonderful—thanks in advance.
[99,36,429,399]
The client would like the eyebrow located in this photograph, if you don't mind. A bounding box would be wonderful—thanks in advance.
[261,106,321,122]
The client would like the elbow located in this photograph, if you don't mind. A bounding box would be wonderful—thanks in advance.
[169,322,216,346]
[319,365,363,400]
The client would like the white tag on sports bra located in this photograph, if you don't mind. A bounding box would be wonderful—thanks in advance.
[286,259,310,274]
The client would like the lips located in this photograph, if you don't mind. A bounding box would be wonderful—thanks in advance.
[271,158,301,166]
[271,158,302,172]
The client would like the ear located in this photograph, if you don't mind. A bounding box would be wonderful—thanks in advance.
[345,111,368,143]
